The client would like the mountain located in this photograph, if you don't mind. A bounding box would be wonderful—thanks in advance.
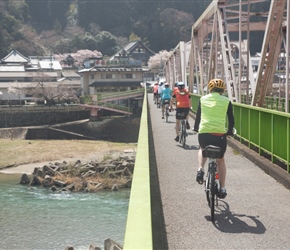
[0,0,211,58]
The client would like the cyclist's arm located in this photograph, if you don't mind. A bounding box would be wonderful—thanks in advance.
[226,101,235,135]
[170,93,176,108]
[193,100,201,132]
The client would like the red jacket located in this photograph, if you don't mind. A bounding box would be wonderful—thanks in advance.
[174,89,191,108]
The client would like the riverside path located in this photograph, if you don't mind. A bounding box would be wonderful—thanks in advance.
[148,93,290,250]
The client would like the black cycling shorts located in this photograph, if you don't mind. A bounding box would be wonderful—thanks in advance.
[198,133,227,157]
[175,108,189,119]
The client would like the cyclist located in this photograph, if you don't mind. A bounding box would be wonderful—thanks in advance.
[171,82,191,142]
[193,78,235,199]
[157,82,164,108]
[153,82,159,103]
[161,82,172,119]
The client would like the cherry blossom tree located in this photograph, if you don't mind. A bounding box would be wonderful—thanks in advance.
[54,49,102,68]
[26,72,79,106]
[148,50,171,73]
[8,81,24,105]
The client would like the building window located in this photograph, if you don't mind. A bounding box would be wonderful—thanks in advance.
[101,74,115,79]
[122,74,136,79]
[91,74,94,79]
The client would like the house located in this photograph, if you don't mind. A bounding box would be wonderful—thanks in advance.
[110,39,155,66]
[78,40,155,96]
[0,50,81,105]
[78,62,145,96]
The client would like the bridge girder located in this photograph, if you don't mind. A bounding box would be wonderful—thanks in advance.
[165,0,289,107]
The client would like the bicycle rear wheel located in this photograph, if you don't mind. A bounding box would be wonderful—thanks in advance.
[208,163,216,221]
[182,121,186,148]
[179,121,186,148]
[165,105,169,123]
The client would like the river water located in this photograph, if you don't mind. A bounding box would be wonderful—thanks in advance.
[0,173,129,250]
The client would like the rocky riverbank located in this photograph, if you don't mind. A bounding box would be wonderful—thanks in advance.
[19,153,135,192]
[17,153,136,249]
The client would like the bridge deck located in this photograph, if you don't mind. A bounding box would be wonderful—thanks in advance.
[148,93,290,249]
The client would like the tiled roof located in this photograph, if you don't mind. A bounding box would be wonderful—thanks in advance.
[110,40,155,60]
[91,67,143,72]
[0,72,58,78]
[1,50,30,63]
[61,70,81,78]
[39,60,62,70]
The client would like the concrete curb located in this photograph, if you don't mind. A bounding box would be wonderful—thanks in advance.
[227,137,290,190]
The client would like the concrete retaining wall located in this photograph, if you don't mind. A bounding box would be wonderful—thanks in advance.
[0,107,90,128]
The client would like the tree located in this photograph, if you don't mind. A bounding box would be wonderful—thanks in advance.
[148,50,171,74]
[95,31,119,56]
[159,8,194,44]
[54,49,102,68]
[8,81,23,105]
[26,72,79,106]
[27,82,78,106]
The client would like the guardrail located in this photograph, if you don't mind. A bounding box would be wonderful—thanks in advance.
[97,102,133,113]
[191,94,290,172]
[96,89,144,102]
[0,105,81,112]
[123,89,153,249]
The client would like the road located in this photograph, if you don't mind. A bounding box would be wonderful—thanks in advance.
[148,93,290,250]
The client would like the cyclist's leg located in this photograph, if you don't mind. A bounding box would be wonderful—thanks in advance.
[175,119,180,137]
[174,110,180,141]
[198,148,207,169]
[212,136,227,198]
[161,99,165,118]
[196,134,210,184]
[216,157,226,188]
[184,108,190,129]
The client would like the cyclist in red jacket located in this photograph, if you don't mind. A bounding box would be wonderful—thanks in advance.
[171,82,191,142]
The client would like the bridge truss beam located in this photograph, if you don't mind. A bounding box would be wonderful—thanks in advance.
[166,0,289,107]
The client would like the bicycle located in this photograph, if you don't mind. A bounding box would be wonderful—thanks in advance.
[157,95,161,108]
[202,145,222,222]
[202,128,237,221]
[163,99,170,123]
[176,112,187,148]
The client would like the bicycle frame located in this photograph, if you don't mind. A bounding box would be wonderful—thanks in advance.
[179,119,187,148]
[203,145,223,222]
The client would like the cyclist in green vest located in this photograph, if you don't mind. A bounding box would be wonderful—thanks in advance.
[193,78,235,199]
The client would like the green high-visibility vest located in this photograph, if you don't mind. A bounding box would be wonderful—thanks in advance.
[199,92,230,134]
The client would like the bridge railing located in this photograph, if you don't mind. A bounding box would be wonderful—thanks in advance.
[123,89,153,249]
[191,94,290,172]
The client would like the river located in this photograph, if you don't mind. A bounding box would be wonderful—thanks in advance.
[0,173,129,250]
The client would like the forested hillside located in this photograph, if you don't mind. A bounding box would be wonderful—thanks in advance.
[0,0,268,59]
[0,0,211,58]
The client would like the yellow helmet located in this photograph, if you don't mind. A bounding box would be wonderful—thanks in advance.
[208,79,226,91]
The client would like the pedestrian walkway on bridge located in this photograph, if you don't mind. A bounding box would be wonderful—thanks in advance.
[148,93,290,250]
